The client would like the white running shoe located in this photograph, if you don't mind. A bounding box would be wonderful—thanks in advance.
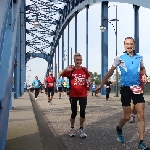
[35,98,37,100]
[69,128,75,137]
[78,128,87,138]
[129,115,135,123]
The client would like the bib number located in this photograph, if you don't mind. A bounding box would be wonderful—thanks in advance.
[130,85,143,94]
[48,83,53,86]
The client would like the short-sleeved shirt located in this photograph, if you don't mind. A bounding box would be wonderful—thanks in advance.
[105,81,112,88]
[63,82,67,87]
[113,52,144,86]
[56,78,63,87]
[92,83,97,90]
[45,76,56,88]
[66,78,70,88]
[62,67,90,97]
[32,79,40,88]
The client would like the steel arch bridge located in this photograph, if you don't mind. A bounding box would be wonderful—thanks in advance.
[0,0,150,149]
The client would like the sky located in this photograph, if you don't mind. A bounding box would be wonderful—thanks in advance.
[26,1,150,84]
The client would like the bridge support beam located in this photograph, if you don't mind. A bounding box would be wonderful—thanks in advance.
[67,20,70,66]
[101,1,108,95]
[133,5,140,53]
[51,57,53,71]
[14,39,21,99]
[20,2,26,96]
[58,41,59,73]
[86,5,89,70]
[62,30,64,70]
[75,11,78,53]
[14,10,22,99]
[54,49,57,79]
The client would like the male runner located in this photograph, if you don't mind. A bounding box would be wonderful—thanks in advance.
[32,76,41,100]
[91,81,97,96]
[56,77,63,99]
[44,72,56,105]
[95,37,149,150]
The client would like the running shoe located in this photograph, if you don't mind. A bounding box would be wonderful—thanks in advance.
[116,126,124,143]
[78,128,87,138]
[69,128,75,137]
[138,142,150,150]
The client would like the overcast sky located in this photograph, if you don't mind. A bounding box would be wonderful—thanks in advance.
[26,1,150,83]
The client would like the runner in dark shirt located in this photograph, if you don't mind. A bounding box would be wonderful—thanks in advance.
[105,79,113,100]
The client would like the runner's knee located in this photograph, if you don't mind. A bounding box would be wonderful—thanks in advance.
[71,110,77,119]
[80,108,85,118]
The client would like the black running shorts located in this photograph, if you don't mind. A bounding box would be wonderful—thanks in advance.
[120,86,145,106]
[70,97,87,110]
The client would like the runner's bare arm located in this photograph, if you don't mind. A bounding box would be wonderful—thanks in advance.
[58,69,66,77]
[140,66,147,75]
[97,56,120,89]
[98,66,116,88]
[44,79,47,87]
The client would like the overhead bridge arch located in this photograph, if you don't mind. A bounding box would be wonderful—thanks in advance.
[51,0,147,95]
[25,52,51,64]
[53,0,150,47]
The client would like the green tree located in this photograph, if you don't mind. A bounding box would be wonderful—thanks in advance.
[89,72,101,85]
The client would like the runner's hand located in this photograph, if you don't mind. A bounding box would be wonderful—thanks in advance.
[64,65,75,71]
[95,85,102,94]
[142,74,148,83]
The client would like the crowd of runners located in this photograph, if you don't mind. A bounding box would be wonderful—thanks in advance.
[28,37,149,150]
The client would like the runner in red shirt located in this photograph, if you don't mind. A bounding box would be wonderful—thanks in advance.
[58,53,90,138]
[44,72,56,105]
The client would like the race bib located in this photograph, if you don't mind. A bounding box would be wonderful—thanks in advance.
[48,83,53,86]
[130,85,143,94]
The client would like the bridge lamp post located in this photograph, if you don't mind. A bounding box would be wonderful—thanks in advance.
[63,47,73,67]
[100,5,119,97]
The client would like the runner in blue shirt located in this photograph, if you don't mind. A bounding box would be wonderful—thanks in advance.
[91,81,97,96]
[95,37,149,150]
[56,77,63,99]
[66,78,70,97]
[32,76,41,100]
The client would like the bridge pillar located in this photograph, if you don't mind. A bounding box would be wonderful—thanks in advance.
[101,1,108,95]
[54,49,57,79]
[133,5,140,53]
[75,11,78,53]
[86,5,89,70]
[58,42,60,72]
[67,20,70,66]
[0,11,13,105]
[51,57,53,71]
[14,31,21,99]
[20,2,26,96]
[62,30,64,70]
